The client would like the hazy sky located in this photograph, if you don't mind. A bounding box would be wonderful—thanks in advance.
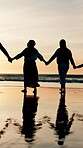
[0,0,83,74]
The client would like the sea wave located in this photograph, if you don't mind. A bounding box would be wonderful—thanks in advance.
[0,74,83,84]
[0,74,82,89]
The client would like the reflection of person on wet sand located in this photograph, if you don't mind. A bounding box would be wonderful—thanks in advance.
[55,93,75,145]
[0,43,12,63]
[48,92,75,145]
[12,40,46,94]
[46,39,76,93]
[21,94,39,143]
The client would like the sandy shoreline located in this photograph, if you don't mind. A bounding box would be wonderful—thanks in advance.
[0,86,83,148]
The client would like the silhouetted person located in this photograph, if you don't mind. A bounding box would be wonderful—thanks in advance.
[12,40,46,94]
[46,39,76,92]
[21,94,39,144]
[0,43,12,62]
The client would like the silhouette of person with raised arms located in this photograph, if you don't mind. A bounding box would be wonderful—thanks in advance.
[46,39,76,92]
[0,43,12,62]
[12,40,46,94]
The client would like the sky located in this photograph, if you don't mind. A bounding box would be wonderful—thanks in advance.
[0,0,83,74]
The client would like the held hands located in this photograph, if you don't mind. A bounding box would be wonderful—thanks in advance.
[8,57,16,63]
[44,61,50,66]
[8,56,15,63]
[73,64,83,69]
[76,64,83,68]
[8,56,12,63]
[73,65,77,69]
[43,60,49,66]
[45,61,49,66]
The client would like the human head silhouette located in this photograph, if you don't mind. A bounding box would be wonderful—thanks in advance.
[27,40,36,47]
[59,39,66,48]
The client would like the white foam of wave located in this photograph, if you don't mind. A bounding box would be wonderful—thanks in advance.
[0,81,83,89]
[39,82,83,89]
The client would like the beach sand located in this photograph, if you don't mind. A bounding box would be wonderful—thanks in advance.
[0,86,83,148]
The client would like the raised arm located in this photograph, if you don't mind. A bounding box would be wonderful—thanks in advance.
[0,43,12,62]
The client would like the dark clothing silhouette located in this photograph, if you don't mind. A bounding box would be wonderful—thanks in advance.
[46,39,76,92]
[51,47,75,66]
[14,46,44,88]
[13,40,45,92]
[24,60,38,88]
[50,47,75,84]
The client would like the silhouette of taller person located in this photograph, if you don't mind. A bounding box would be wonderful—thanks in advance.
[0,43,12,62]
[12,40,46,94]
[46,39,76,92]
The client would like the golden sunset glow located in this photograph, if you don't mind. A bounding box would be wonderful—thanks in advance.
[0,0,83,74]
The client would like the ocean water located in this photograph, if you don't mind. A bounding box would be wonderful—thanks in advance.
[0,74,83,89]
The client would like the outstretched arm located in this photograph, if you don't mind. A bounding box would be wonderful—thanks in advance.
[76,64,83,68]
[46,52,57,65]
[38,53,46,64]
[0,43,12,62]
[70,53,76,69]
[12,50,25,61]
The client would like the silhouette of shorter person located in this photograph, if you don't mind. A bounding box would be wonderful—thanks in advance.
[0,43,12,62]
[46,39,76,92]
[12,40,46,93]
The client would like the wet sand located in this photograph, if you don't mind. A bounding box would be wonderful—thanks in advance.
[0,86,83,148]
